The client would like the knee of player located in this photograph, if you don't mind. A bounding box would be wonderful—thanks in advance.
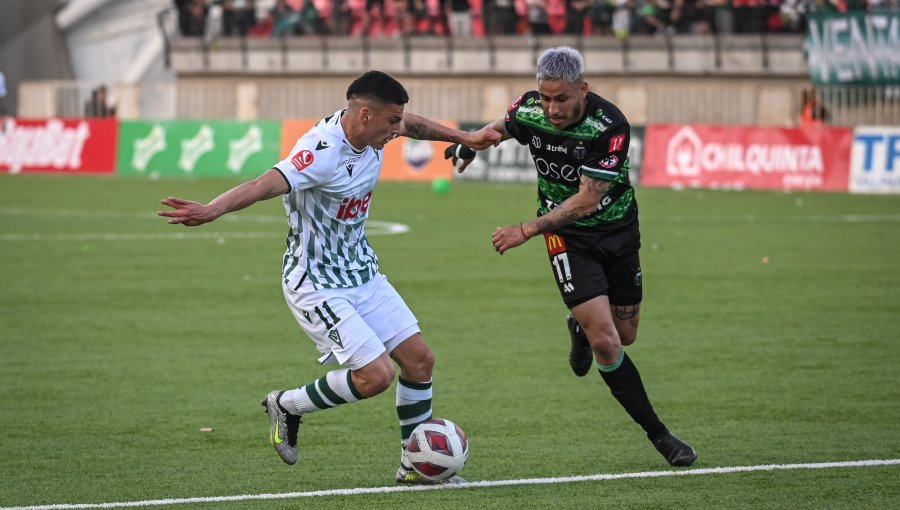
[403,347,435,380]
[419,347,436,372]
[586,329,621,357]
[355,365,396,397]
[620,331,638,346]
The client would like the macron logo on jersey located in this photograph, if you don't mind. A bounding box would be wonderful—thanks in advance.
[336,192,372,220]
[291,150,314,171]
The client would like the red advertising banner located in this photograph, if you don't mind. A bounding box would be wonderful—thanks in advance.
[641,124,853,191]
[0,118,118,174]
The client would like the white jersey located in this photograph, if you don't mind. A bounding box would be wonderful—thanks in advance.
[273,110,383,290]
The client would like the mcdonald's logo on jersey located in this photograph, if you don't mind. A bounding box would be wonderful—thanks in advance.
[544,233,566,256]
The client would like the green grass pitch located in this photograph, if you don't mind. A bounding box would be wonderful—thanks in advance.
[1,174,899,509]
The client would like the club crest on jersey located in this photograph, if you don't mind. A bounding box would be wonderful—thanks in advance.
[532,136,542,148]
[574,145,586,160]
[291,150,314,171]
[599,155,619,168]
[336,191,372,220]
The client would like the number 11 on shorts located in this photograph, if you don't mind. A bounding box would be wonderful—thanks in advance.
[314,301,341,329]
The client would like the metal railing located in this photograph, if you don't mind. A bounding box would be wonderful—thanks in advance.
[816,86,900,127]
[166,33,809,78]
[17,79,900,127]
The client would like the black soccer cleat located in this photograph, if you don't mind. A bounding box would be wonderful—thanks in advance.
[566,314,593,377]
[652,431,697,467]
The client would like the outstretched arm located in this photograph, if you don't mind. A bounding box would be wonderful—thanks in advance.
[443,119,510,173]
[158,169,289,226]
[400,113,502,150]
[491,176,611,254]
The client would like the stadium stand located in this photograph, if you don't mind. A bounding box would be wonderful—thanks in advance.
[5,0,899,126]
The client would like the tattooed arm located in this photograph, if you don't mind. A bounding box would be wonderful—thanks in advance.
[491,175,611,255]
[400,112,502,150]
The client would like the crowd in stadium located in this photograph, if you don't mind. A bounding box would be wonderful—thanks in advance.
[174,0,898,39]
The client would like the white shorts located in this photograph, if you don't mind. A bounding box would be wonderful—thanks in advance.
[282,272,420,370]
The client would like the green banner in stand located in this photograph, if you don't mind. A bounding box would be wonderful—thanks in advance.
[806,11,900,86]
[117,120,281,177]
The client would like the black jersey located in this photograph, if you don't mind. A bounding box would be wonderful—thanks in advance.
[504,90,637,231]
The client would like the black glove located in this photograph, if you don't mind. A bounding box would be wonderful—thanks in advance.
[443,144,477,161]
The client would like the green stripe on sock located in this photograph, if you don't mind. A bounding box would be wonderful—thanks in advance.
[305,381,333,409]
[397,400,432,420]
[398,377,432,391]
[317,376,347,406]
[346,370,364,400]
[400,422,420,440]
[597,349,626,373]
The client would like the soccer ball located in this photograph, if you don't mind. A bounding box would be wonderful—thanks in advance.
[406,418,469,481]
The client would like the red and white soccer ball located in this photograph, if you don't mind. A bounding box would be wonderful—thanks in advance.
[407,418,469,481]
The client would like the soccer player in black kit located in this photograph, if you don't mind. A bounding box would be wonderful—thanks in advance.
[445,46,697,466]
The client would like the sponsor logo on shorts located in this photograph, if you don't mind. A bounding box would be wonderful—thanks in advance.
[545,233,566,256]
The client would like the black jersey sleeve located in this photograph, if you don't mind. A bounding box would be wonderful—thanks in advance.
[580,125,630,182]
[502,92,536,146]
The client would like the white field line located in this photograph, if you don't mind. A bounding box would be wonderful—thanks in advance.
[4,207,900,226]
[1,459,898,510]
[0,207,409,240]
[657,214,900,224]
[0,223,408,242]
[0,232,275,242]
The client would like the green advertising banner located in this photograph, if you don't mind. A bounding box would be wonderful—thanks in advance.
[806,11,900,86]
[117,120,281,177]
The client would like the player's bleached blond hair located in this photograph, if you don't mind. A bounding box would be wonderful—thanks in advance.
[535,47,584,85]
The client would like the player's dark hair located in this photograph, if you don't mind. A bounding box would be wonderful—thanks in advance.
[536,47,584,85]
[346,71,409,105]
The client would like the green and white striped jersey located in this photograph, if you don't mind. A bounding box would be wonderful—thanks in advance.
[273,110,383,290]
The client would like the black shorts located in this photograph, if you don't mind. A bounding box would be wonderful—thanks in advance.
[543,226,642,308]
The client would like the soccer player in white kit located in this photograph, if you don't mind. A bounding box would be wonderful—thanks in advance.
[159,71,500,484]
